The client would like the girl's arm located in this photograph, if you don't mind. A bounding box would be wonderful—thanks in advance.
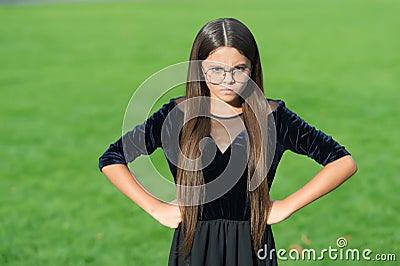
[99,100,181,228]
[101,164,182,228]
[267,154,357,224]
[267,101,358,224]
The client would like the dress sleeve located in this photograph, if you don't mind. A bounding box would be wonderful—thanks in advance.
[276,100,350,166]
[98,100,174,171]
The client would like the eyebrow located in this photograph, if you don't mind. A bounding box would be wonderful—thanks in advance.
[233,63,249,68]
[206,63,249,68]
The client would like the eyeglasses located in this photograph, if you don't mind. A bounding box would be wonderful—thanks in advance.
[202,66,251,85]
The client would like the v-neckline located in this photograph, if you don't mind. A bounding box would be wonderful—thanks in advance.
[208,129,246,155]
[171,97,280,155]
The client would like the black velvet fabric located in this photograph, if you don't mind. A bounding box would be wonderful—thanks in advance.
[98,97,350,265]
[169,220,277,266]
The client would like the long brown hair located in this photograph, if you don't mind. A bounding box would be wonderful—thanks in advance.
[177,18,271,258]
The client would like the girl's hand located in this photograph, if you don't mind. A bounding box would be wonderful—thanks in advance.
[267,199,294,225]
[150,201,182,229]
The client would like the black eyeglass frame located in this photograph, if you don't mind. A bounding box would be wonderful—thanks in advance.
[201,65,252,85]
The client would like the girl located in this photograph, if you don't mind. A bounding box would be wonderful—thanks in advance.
[98,18,357,265]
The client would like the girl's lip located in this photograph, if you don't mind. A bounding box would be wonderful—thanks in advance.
[221,88,234,93]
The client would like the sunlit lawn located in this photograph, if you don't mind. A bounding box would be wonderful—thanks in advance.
[0,0,399,265]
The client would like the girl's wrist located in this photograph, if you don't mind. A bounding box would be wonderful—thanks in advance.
[282,196,299,215]
[146,199,164,217]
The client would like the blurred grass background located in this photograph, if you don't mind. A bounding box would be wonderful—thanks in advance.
[0,0,399,265]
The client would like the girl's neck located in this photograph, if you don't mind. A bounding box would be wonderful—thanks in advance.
[210,98,243,117]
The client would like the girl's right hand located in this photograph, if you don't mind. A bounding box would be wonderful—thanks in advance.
[150,201,182,229]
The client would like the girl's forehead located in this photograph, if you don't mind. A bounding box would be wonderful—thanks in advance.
[204,46,250,67]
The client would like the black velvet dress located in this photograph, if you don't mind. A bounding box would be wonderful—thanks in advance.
[98,98,350,266]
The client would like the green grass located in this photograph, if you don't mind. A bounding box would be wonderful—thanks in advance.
[0,0,399,265]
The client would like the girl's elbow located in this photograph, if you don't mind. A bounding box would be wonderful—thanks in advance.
[346,155,358,176]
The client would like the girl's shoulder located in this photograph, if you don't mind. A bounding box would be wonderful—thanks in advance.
[266,98,286,113]
[169,96,185,109]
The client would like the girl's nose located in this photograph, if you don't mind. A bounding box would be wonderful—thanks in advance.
[223,71,235,84]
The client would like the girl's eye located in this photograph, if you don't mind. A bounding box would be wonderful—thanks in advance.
[211,67,224,72]
[234,66,247,72]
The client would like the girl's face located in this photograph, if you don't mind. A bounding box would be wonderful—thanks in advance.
[202,46,251,108]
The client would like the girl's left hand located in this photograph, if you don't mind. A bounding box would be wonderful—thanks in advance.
[267,199,294,225]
